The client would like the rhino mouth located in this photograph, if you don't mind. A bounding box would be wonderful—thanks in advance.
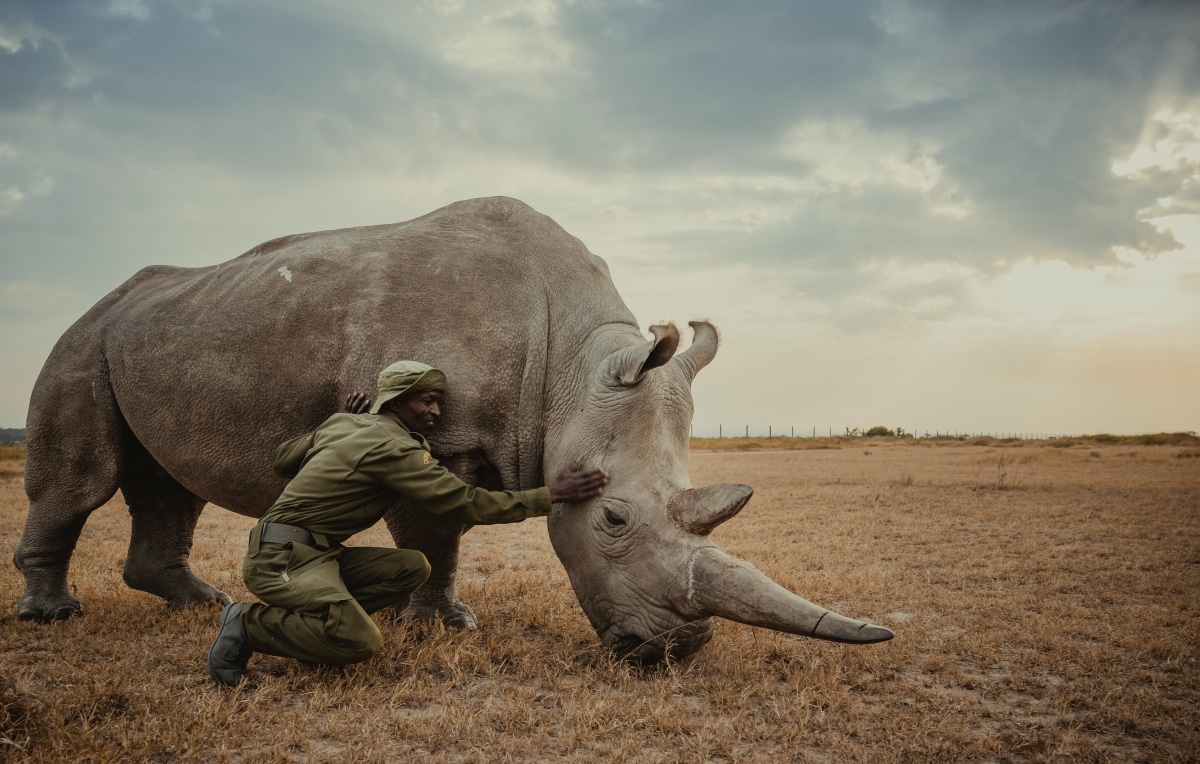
[608,619,714,664]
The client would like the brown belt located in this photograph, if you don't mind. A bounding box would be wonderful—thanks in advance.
[259,522,316,547]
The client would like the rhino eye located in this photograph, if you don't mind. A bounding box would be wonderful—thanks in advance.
[604,507,627,527]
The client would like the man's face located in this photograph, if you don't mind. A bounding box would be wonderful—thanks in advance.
[388,390,443,435]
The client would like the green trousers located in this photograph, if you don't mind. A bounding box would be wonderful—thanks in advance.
[241,524,431,665]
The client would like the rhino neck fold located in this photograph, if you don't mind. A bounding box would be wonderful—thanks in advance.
[540,321,647,479]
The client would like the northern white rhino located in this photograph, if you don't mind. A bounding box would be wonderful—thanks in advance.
[15,196,892,662]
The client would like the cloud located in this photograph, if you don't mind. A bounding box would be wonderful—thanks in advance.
[548,1,1198,274]
[0,1,1198,429]
[1113,104,1200,219]
[0,32,76,110]
[99,0,151,21]
[438,0,578,91]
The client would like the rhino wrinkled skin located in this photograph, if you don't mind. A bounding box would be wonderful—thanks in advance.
[14,197,891,662]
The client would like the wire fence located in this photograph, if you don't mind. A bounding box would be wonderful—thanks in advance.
[690,425,1080,440]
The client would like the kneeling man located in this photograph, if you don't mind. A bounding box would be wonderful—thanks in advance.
[208,360,609,686]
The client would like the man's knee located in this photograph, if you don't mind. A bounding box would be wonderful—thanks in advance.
[327,602,383,664]
[338,624,383,664]
[411,552,431,587]
[389,549,431,588]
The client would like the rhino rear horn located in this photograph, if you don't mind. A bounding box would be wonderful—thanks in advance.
[608,323,681,386]
[686,547,894,645]
[669,484,753,535]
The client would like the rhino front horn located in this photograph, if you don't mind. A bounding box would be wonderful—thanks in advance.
[686,547,894,644]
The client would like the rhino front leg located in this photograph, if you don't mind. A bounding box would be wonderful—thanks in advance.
[120,446,230,609]
[384,506,476,629]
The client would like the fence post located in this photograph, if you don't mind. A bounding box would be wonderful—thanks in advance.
[769,425,772,438]
[745,425,748,438]
[719,424,722,439]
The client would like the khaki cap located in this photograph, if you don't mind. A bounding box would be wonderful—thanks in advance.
[368,361,446,414]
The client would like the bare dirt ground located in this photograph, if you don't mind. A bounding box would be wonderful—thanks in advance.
[1,443,1197,762]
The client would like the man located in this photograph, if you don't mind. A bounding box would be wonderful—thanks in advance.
[207,360,609,686]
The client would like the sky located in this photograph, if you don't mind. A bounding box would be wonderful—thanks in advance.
[1,0,1198,436]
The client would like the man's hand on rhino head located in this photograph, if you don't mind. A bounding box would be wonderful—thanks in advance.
[549,462,610,503]
[344,391,373,414]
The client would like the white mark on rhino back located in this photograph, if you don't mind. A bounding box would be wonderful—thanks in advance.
[278,265,293,283]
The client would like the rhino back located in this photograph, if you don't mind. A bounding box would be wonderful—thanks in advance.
[53,197,635,514]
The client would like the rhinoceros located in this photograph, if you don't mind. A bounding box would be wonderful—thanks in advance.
[15,196,892,662]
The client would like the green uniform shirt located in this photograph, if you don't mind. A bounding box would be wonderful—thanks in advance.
[262,410,551,543]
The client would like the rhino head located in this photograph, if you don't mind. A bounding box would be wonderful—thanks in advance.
[546,321,893,663]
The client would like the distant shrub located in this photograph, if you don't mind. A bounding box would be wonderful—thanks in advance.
[1133,432,1199,446]
[866,426,895,437]
[1077,432,1198,446]
[0,445,25,460]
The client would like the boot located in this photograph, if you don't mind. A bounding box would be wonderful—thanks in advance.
[207,603,253,686]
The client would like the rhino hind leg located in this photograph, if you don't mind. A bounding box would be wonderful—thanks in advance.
[16,352,126,622]
[15,502,98,622]
[16,461,114,621]
[119,441,230,609]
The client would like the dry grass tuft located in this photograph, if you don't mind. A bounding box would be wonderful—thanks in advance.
[1,444,1198,761]
[0,674,43,756]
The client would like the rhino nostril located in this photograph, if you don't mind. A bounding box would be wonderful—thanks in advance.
[611,635,642,656]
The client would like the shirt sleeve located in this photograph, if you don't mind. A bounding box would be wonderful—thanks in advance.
[357,442,552,525]
[272,432,315,478]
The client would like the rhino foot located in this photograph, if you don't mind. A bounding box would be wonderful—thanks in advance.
[124,563,231,610]
[17,590,83,623]
[165,584,232,610]
[15,564,83,622]
[403,600,479,631]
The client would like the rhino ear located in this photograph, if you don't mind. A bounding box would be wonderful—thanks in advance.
[673,321,719,382]
[606,323,681,386]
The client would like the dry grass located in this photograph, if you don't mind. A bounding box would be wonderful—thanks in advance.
[1,443,1197,762]
[690,431,1200,453]
[690,436,847,452]
[0,447,23,480]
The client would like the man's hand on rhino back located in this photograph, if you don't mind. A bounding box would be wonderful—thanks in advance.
[344,392,372,414]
